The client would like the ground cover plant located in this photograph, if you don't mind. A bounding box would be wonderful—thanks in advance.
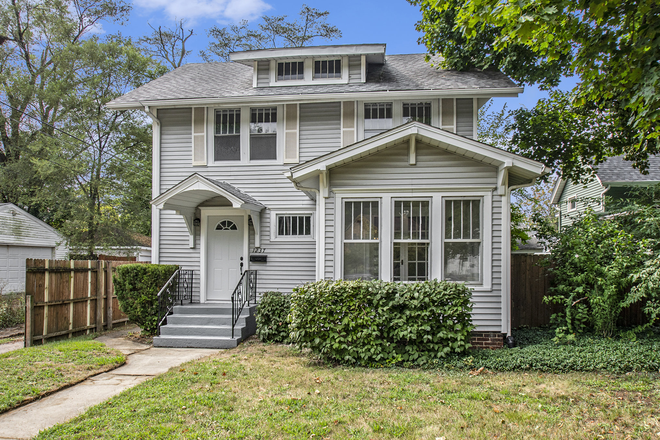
[443,328,660,374]
[0,336,125,413]
[0,292,25,329]
[37,338,660,439]
[255,291,291,343]
[290,279,474,366]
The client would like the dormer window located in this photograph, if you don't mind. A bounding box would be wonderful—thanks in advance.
[314,59,341,79]
[277,61,304,81]
[364,102,392,138]
[403,102,432,125]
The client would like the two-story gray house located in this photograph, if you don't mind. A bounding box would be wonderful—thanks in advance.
[108,44,547,348]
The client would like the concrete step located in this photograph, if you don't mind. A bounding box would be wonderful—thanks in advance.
[173,304,257,316]
[153,335,239,349]
[160,324,249,339]
[166,314,250,326]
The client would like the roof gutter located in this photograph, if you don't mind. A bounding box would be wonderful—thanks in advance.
[107,87,525,110]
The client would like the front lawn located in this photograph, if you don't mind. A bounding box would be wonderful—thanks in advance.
[37,338,660,439]
[0,336,125,413]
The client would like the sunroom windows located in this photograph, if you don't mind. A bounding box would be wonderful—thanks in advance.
[341,196,486,285]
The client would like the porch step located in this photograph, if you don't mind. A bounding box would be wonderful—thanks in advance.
[153,303,257,349]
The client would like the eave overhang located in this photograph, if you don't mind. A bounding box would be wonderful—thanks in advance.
[289,121,547,184]
[230,44,387,65]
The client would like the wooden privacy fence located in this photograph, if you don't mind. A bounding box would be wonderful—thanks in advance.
[511,254,647,328]
[24,259,143,347]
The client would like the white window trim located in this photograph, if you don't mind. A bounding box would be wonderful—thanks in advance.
[339,198,382,280]
[358,99,441,141]
[391,197,432,282]
[567,195,577,212]
[270,210,315,242]
[207,105,284,165]
[442,197,484,286]
[269,57,349,87]
[334,191,492,290]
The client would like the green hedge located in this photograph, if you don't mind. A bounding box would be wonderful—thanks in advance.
[113,264,178,335]
[256,291,291,343]
[289,279,474,366]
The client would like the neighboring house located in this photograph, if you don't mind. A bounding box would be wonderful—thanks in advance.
[107,44,547,348]
[552,155,660,228]
[0,203,67,293]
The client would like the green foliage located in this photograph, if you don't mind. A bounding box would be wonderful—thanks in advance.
[289,279,474,366]
[443,328,660,374]
[256,291,291,343]
[113,264,178,335]
[412,0,660,180]
[510,204,530,251]
[0,292,25,329]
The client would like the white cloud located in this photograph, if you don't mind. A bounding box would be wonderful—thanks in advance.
[133,0,271,23]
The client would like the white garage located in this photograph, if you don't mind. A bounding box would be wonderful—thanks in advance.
[0,203,67,293]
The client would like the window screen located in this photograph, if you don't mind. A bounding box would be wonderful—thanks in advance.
[250,107,277,160]
[314,59,341,78]
[214,109,240,161]
[444,199,481,283]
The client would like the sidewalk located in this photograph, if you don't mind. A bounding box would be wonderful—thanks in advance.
[0,325,220,439]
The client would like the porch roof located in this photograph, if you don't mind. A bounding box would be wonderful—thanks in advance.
[152,173,265,212]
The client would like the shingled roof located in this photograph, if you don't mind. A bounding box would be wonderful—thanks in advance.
[595,155,660,184]
[107,54,520,109]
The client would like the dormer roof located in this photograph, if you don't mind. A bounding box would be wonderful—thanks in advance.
[230,43,387,65]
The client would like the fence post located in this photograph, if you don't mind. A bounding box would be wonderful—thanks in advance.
[96,260,103,333]
[106,262,113,330]
[24,294,33,348]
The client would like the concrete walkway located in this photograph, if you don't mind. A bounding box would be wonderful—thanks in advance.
[0,325,220,439]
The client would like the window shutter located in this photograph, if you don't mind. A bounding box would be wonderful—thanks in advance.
[341,101,356,147]
[441,98,455,133]
[456,98,474,138]
[283,104,299,163]
[192,107,207,165]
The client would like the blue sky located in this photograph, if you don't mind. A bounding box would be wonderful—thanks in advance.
[103,0,576,111]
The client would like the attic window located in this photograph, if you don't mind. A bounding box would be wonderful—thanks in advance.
[277,61,304,80]
[403,102,432,125]
[364,102,392,138]
[314,59,341,79]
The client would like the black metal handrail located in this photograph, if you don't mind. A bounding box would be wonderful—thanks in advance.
[156,269,194,335]
[231,270,257,338]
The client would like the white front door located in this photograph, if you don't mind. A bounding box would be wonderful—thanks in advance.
[206,215,244,301]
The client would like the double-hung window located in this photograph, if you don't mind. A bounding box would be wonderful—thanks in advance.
[277,61,304,80]
[403,102,432,125]
[214,109,241,161]
[364,103,392,138]
[444,199,481,283]
[250,107,277,160]
[314,59,341,79]
[393,200,430,281]
[343,200,379,280]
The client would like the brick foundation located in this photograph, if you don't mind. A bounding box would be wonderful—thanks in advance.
[470,331,505,349]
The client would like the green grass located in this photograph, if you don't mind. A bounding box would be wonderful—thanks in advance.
[37,339,660,439]
[0,336,125,412]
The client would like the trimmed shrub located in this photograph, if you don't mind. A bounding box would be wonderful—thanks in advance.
[113,264,178,335]
[256,291,291,343]
[289,279,474,366]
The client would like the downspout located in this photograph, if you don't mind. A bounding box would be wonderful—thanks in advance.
[285,172,324,281]
[144,105,161,264]
[506,167,547,337]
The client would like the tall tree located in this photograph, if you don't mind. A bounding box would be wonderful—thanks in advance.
[139,20,194,70]
[412,0,660,179]
[0,0,131,218]
[202,5,342,62]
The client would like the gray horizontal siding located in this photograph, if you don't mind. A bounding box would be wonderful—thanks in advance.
[348,56,361,83]
[299,102,342,162]
[331,142,497,188]
[256,61,270,87]
[456,98,474,138]
[157,108,317,296]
